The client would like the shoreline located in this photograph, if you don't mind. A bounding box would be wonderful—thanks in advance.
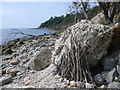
[34,27,61,31]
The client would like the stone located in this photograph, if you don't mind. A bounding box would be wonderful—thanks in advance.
[85,83,94,88]
[3,55,13,60]
[94,74,104,85]
[28,48,52,71]
[99,85,107,88]
[0,76,12,86]
[8,68,20,77]
[108,82,120,89]
[76,82,85,88]
[53,20,113,67]
[101,68,119,84]
[54,74,61,79]
[92,12,109,25]
[117,65,120,75]
[24,80,31,86]
[10,59,20,65]
[69,81,76,87]
[24,77,31,86]
[102,57,117,71]
[4,49,13,55]
[0,70,6,75]
[20,46,27,54]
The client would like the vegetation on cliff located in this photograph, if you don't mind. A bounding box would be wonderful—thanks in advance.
[38,6,102,30]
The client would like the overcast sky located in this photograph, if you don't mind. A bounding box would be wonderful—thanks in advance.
[0,2,70,28]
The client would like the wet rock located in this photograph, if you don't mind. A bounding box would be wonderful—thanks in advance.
[0,76,12,86]
[28,48,52,71]
[108,82,120,89]
[10,59,20,65]
[94,74,104,85]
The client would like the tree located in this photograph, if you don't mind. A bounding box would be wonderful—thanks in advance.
[80,0,90,20]
[68,1,81,23]
[97,1,120,23]
[68,0,90,23]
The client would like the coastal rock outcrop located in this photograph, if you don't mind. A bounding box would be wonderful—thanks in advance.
[53,20,113,67]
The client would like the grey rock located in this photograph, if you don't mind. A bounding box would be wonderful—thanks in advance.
[28,48,52,71]
[102,57,117,71]
[108,82,120,89]
[53,20,113,66]
[94,74,104,85]
[117,65,120,75]
[8,68,20,77]
[85,83,94,88]
[101,68,119,83]
[0,76,12,86]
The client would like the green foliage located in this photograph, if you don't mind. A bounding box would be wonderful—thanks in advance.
[38,6,102,30]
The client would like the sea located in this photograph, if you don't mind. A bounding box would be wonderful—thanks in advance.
[0,28,56,44]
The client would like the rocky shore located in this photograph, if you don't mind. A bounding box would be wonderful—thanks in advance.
[0,20,120,89]
[0,33,62,88]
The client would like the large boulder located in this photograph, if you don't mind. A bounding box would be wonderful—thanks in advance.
[28,48,52,71]
[52,20,113,66]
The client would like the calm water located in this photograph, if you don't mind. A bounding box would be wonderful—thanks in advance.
[0,28,56,44]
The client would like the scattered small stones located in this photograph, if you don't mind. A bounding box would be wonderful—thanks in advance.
[0,76,12,86]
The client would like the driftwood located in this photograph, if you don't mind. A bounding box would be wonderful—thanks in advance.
[55,32,94,84]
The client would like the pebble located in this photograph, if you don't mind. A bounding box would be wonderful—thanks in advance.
[10,59,19,65]
[8,68,20,77]
[24,80,31,86]
[100,85,107,88]
[54,74,61,79]
[69,81,76,87]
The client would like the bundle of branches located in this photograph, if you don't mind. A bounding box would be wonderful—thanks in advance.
[55,33,93,84]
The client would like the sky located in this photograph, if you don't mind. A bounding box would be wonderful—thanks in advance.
[0,2,71,28]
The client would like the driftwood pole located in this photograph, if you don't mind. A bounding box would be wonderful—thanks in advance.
[55,33,93,84]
